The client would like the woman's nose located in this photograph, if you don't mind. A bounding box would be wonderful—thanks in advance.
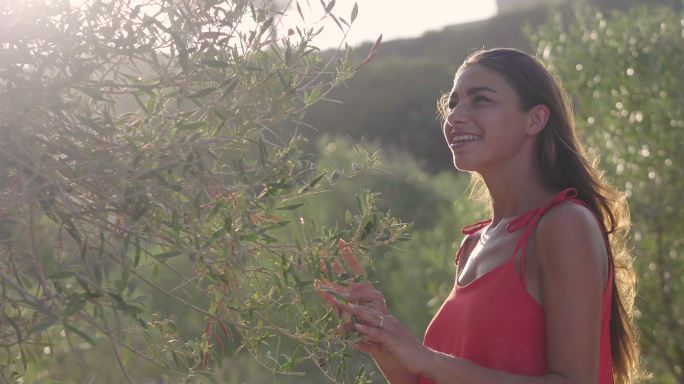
[446,103,469,126]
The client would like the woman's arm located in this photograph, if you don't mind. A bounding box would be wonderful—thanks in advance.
[346,202,608,384]
[372,352,419,384]
[314,240,419,383]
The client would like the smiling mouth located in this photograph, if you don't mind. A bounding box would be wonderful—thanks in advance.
[450,134,482,146]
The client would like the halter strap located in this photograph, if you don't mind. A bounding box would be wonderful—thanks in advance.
[506,188,579,286]
[461,219,493,235]
[455,219,492,266]
[456,188,579,282]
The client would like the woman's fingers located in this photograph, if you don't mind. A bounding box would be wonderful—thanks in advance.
[344,303,385,326]
[353,322,384,342]
[319,258,346,277]
[333,282,388,314]
[350,283,387,310]
[316,280,388,316]
[317,239,363,281]
[314,239,388,346]
[319,239,363,278]
[341,310,354,331]
[314,279,347,311]
[338,239,364,276]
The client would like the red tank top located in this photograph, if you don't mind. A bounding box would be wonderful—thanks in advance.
[419,188,614,383]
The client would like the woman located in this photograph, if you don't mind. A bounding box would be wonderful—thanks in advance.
[316,48,640,384]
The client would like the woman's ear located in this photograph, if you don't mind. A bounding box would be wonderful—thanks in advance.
[526,104,551,136]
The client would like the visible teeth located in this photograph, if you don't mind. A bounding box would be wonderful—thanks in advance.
[452,134,481,143]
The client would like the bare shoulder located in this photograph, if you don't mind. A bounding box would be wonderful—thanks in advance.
[536,202,604,246]
[534,202,608,285]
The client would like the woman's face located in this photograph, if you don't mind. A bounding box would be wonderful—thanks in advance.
[443,64,534,173]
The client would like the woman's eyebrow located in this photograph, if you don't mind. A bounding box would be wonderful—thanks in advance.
[449,86,497,104]
[466,86,497,95]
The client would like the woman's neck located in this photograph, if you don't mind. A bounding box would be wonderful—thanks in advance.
[481,166,555,225]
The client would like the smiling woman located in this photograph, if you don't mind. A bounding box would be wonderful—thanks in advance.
[317,48,640,384]
[443,65,540,174]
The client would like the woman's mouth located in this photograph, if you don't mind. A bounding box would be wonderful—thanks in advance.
[450,134,482,147]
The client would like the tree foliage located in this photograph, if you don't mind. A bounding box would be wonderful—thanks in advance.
[0,0,407,382]
[532,4,684,382]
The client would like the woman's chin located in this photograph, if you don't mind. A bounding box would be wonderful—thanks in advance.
[452,156,475,172]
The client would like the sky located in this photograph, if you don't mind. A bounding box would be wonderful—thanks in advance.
[64,0,497,49]
[277,1,498,49]
[63,0,497,49]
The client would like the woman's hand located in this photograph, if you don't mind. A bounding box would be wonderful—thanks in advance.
[315,240,421,383]
[314,239,388,353]
[343,303,432,375]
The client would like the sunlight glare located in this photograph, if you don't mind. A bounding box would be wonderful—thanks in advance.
[279,0,498,49]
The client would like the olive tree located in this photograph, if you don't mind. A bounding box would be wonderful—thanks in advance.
[0,0,406,382]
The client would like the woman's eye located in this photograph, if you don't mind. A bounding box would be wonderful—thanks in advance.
[473,95,488,104]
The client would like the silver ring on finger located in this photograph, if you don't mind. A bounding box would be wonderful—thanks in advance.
[377,316,384,328]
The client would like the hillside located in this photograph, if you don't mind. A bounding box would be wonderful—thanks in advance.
[302,0,680,173]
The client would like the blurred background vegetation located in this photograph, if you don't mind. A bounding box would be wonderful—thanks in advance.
[1,0,683,382]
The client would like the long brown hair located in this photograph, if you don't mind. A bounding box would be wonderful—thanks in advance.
[439,48,641,383]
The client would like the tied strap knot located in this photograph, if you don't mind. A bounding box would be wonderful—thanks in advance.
[506,208,541,233]
[506,188,578,234]
[501,187,578,287]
